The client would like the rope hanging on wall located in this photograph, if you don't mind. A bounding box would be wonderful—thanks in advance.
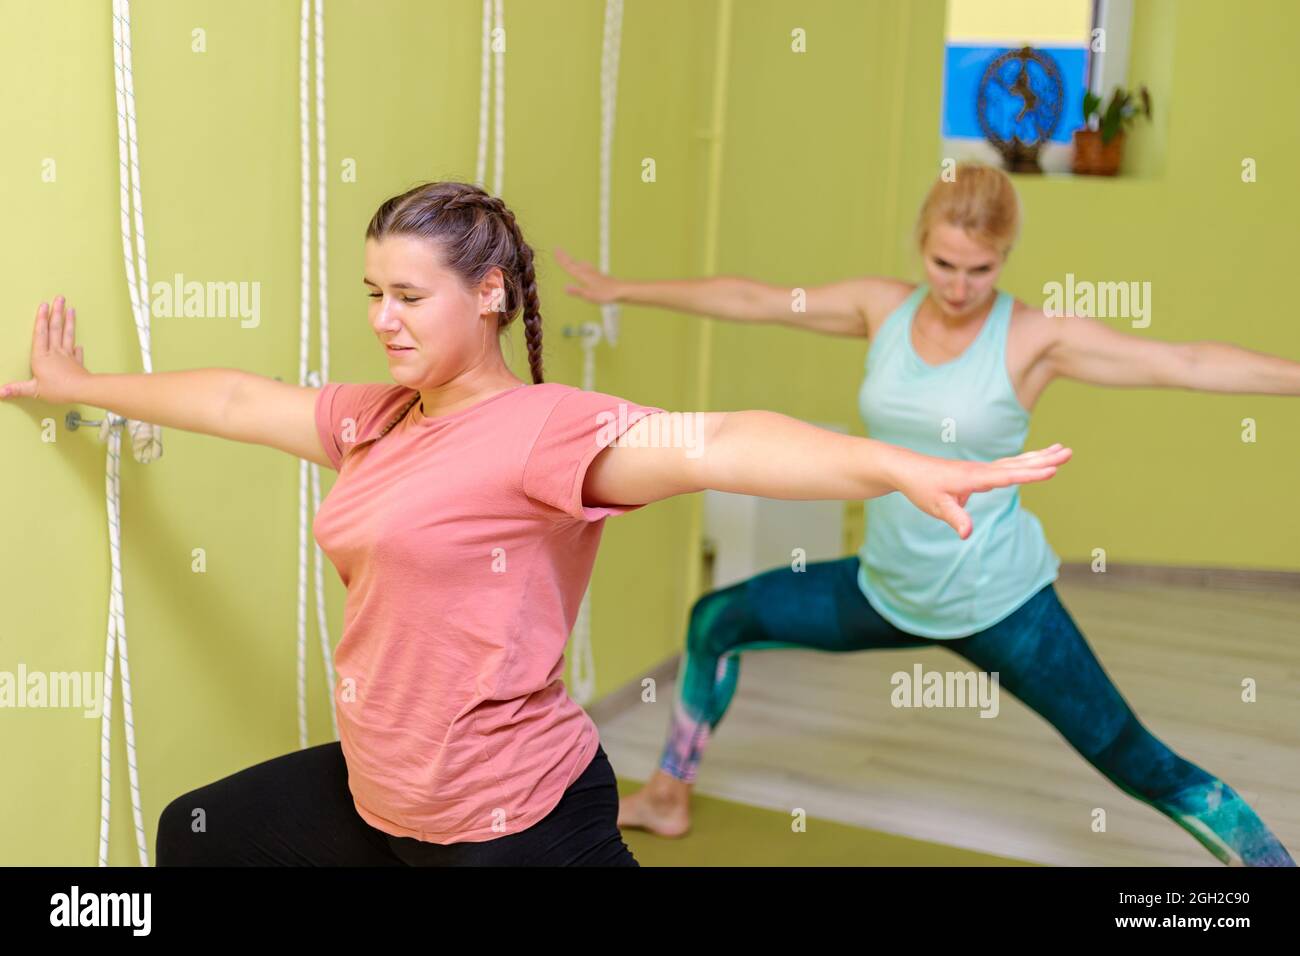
[297,0,339,751]
[570,0,625,706]
[476,0,506,195]
[100,0,162,868]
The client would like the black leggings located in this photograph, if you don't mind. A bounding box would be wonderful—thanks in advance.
[155,742,638,866]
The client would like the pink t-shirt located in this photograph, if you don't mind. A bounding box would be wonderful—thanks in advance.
[312,381,665,843]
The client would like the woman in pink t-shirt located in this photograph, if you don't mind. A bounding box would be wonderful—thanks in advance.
[5,181,1069,866]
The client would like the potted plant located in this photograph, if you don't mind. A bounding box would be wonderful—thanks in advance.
[1073,84,1152,175]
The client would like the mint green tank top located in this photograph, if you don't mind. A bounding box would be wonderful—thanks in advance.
[856,283,1060,638]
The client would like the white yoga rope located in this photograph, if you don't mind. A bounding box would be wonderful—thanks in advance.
[475,0,506,195]
[100,0,160,868]
[597,0,623,347]
[297,0,339,751]
[570,0,625,706]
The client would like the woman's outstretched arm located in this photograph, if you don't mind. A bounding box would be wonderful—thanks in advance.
[583,409,1071,540]
[1046,312,1300,394]
[1,297,331,466]
[555,248,888,338]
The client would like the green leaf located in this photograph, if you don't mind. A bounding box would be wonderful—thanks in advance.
[1083,90,1101,120]
[1102,98,1123,143]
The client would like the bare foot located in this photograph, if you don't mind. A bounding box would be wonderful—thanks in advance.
[618,770,693,838]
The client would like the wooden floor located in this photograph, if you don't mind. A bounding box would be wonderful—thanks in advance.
[596,577,1300,866]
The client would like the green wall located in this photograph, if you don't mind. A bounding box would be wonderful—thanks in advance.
[3,0,1296,866]
[0,0,711,865]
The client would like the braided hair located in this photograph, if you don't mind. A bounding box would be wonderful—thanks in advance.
[337,183,544,467]
[366,181,544,385]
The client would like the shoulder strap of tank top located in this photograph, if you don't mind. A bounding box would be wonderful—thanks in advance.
[874,282,928,341]
[867,283,929,369]
[988,289,1015,346]
[902,282,929,318]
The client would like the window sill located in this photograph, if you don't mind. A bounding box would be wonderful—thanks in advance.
[941,137,1165,182]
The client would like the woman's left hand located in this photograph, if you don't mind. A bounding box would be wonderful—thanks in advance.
[895,444,1073,539]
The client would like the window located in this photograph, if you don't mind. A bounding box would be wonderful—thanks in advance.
[941,0,1135,173]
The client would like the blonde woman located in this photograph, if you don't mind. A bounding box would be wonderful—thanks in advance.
[1,181,1070,866]
[558,162,1299,866]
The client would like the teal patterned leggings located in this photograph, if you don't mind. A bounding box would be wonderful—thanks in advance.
[660,555,1294,866]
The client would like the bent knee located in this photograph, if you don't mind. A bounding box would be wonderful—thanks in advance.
[155,792,219,866]
[686,584,761,656]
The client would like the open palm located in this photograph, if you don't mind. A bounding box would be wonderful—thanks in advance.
[899,444,1073,539]
[1,297,89,405]
[555,247,621,304]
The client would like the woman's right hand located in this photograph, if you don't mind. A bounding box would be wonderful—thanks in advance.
[555,248,622,304]
[1,297,90,405]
